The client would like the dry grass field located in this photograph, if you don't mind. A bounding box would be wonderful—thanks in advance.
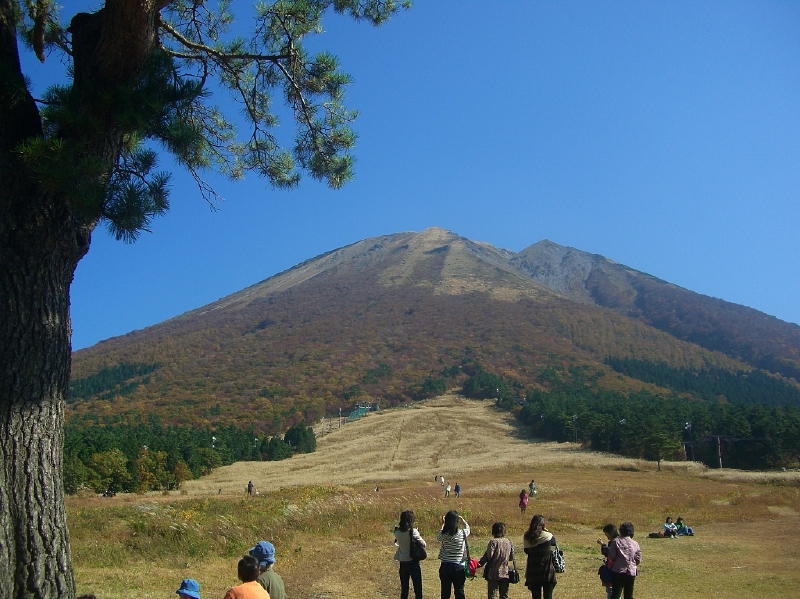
[69,395,800,599]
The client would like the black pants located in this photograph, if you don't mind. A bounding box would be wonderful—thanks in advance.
[527,581,555,599]
[399,560,423,599]
[439,561,466,599]
[610,573,635,599]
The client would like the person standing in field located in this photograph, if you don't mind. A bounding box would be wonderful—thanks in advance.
[445,483,451,497]
[223,556,271,599]
[250,540,286,599]
[394,509,427,599]
[523,514,557,599]
[519,490,529,514]
[596,524,618,599]
[437,510,470,599]
[247,481,254,496]
[607,522,641,599]
[528,480,536,497]
[477,522,514,599]
[454,482,461,498]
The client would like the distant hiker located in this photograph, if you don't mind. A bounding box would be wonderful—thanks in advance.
[441,477,446,487]
[176,579,201,599]
[519,490,528,514]
[437,510,470,599]
[445,483,451,497]
[223,555,270,599]
[375,486,380,492]
[250,540,286,599]
[596,524,618,599]
[675,517,694,536]
[523,514,557,599]
[607,522,640,599]
[529,479,536,497]
[394,509,427,599]
[454,482,461,498]
[477,522,514,599]
[218,488,222,495]
[247,481,254,496]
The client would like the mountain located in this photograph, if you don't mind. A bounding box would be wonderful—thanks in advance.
[69,227,800,433]
[515,240,800,380]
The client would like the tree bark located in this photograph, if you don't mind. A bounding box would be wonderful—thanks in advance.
[0,0,144,594]
[0,90,91,598]
[0,180,91,599]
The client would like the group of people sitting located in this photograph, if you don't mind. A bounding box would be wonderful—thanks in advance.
[649,516,694,538]
[175,540,286,599]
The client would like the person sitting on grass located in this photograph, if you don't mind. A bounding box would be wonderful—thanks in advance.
[250,540,286,599]
[662,517,678,538]
[675,517,694,536]
[176,579,201,599]
[223,556,271,599]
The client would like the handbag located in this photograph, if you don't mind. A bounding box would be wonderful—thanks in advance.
[508,543,520,584]
[552,540,566,574]
[598,563,613,584]
[409,529,427,561]
[463,531,479,578]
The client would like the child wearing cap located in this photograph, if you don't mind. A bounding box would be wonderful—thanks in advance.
[250,540,287,599]
[176,578,201,599]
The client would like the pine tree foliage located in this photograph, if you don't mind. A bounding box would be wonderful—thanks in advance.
[14,0,410,240]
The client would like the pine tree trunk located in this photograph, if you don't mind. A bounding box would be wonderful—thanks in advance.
[1,1,157,596]
[0,192,90,598]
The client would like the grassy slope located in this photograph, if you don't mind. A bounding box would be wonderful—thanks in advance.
[69,395,800,598]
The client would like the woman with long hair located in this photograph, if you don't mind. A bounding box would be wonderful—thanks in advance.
[394,510,427,599]
[519,490,529,514]
[437,510,470,599]
[522,514,557,599]
[607,522,640,599]
[478,522,514,599]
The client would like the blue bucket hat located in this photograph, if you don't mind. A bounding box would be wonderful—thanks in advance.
[176,578,201,599]
[249,540,276,566]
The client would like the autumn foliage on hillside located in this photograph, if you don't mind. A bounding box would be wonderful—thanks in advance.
[70,244,762,436]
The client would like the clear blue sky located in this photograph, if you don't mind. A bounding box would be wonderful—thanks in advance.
[20,1,800,350]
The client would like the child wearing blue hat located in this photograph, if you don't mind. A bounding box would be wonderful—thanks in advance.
[250,540,286,599]
[176,579,201,599]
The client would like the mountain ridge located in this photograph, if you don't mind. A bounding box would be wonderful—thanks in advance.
[70,227,800,433]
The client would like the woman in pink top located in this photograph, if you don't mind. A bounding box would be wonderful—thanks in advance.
[606,522,640,599]
[518,490,528,514]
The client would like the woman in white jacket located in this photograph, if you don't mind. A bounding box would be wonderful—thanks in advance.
[394,510,427,599]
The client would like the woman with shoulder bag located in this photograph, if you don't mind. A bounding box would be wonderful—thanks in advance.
[477,522,515,599]
[394,510,427,599]
[437,510,470,599]
[523,514,557,599]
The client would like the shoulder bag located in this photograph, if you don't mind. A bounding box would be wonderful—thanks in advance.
[552,540,566,574]
[409,529,427,561]
[463,531,479,579]
[508,542,520,584]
